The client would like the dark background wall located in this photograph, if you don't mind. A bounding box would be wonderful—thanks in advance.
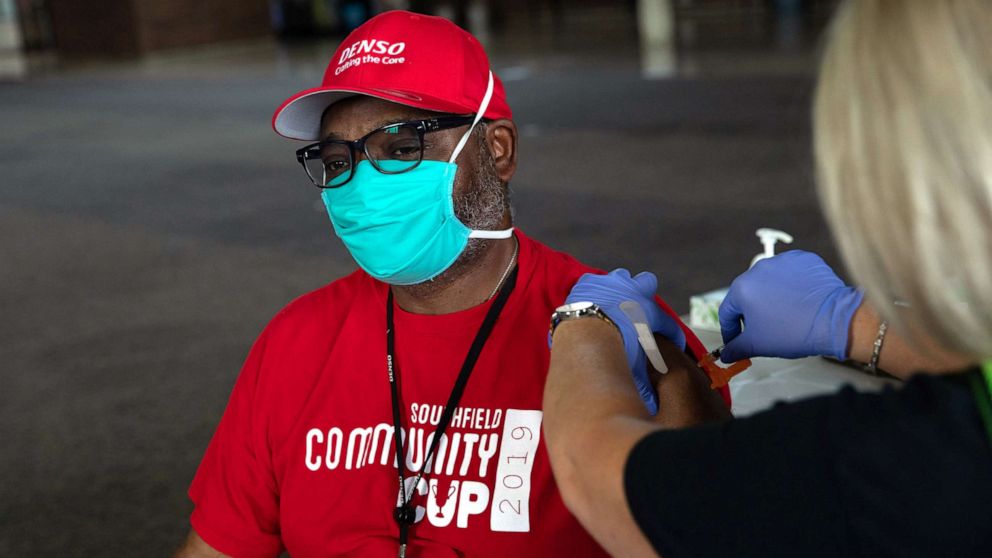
[47,0,142,56]
[47,0,270,56]
[135,0,271,51]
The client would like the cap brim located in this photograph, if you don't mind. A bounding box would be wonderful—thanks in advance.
[272,86,477,141]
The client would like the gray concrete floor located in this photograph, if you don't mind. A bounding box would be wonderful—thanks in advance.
[0,6,845,555]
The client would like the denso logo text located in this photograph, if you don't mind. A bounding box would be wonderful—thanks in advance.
[338,39,406,64]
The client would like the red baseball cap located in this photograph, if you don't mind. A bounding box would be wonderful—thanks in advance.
[272,10,512,141]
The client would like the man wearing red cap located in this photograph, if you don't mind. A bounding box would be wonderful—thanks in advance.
[176,10,715,558]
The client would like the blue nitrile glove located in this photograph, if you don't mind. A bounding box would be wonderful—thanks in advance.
[718,250,864,363]
[565,269,687,415]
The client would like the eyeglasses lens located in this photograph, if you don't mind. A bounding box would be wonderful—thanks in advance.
[302,143,348,187]
[365,124,422,174]
[303,123,425,188]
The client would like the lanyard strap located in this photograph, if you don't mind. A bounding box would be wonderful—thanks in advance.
[970,361,992,446]
[386,265,519,554]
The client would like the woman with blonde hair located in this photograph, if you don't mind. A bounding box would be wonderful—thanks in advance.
[542,0,992,556]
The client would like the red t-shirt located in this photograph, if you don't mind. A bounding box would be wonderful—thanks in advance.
[189,230,717,557]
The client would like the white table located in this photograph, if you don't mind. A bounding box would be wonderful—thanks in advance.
[687,324,901,417]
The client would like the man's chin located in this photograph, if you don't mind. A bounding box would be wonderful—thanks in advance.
[394,238,488,298]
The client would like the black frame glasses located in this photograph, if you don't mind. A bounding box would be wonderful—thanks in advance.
[295,115,476,188]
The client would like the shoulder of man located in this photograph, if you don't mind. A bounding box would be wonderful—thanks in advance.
[236,269,377,389]
[226,269,377,431]
[264,268,375,336]
[518,230,600,286]
[522,232,714,389]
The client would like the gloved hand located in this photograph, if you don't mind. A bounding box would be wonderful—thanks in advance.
[718,250,864,363]
[564,269,686,415]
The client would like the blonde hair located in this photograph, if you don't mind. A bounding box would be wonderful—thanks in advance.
[814,0,992,360]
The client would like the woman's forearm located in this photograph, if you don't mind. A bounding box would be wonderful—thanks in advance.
[846,303,971,378]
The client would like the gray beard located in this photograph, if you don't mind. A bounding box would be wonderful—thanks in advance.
[399,130,512,300]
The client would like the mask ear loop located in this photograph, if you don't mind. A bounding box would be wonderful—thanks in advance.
[448,71,514,241]
[448,71,495,164]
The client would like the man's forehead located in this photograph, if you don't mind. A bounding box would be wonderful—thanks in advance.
[319,96,440,140]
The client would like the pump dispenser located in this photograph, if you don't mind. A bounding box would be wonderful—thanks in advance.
[750,228,794,268]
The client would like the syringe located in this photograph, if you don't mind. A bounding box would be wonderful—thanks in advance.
[618,301,751,389]
[698,346,752,389]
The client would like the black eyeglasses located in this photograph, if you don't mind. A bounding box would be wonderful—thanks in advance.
[295,115,476,188]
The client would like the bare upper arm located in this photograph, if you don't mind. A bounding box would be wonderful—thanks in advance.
[173,530,232,558]
[545,326,728,558]
[544,319,664,557]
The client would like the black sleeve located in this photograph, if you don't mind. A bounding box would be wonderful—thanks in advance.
[624,371,992,558]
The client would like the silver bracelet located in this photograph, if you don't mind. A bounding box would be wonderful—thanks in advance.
[864,320,888,375]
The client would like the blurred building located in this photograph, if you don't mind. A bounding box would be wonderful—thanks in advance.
[42,0,270,57]
[0,0,838,62]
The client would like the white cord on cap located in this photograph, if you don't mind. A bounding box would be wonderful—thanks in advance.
[449,70,514,241]
[448,71,495,164]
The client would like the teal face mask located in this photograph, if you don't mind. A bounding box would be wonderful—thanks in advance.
[320,71,513,286]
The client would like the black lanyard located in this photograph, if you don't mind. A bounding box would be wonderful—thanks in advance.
[386,266,518,558]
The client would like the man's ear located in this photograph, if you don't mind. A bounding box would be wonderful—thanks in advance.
[485,119,517,183]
